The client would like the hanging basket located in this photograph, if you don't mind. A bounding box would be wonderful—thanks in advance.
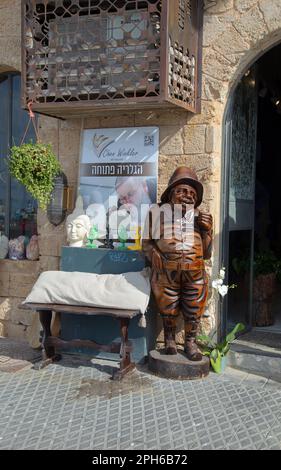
[8,102,62,211]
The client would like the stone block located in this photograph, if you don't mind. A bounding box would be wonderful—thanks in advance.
[37,128,59,155]
[159,154,216,186]
[0,320,6,336]
[205,125,221,154]
[5,322,28,341]
[259,0,281,33]
[84,117,101,129]
[0,297,12,321]
[60,155,80,182]
[100,114,136,128]
[187,100,224,126]
[38,115,59,132]
[234,6,268,46]
[39,256,60,272]
[135,109,189,127]
[203,14,230,48]
[26,313,41,349]
[60,119,81,130]
[183,125,206,154]
[10,302,34,326]
[203,49,236,82]
[213,24,250,59]
[59,129,81,157]
[204,0,233,14]
[0,273,9,297]
[234,0,258,14]
[37,217,66,236]
[159,126,184,155]
[9,273,38,298]
[0,260,40,274]
[202,74,229,103]
[39,233,66,257]
[0,37,21,71]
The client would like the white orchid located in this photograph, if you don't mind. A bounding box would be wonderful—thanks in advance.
[212,267,236,298]
[218,285,228,297]
[219,267,226,280]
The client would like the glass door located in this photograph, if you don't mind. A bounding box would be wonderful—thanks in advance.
[222,68,258,333]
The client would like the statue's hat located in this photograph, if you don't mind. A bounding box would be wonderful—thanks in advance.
[160,166,203,208]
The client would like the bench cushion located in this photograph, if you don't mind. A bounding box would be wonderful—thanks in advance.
[23,268,151,314]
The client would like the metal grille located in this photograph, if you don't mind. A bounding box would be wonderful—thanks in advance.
[168,0,202,110]
[24,0,161,103]
[22,1,203,115]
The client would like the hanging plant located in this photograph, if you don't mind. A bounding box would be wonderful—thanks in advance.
[9,142,62,211]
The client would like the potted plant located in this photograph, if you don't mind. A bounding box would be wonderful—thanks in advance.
[197,322,245,373]
[9,142,62,211]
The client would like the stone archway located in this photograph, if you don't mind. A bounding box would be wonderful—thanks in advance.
[189,1,281,334]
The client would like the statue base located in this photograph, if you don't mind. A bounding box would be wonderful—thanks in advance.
[148,349,210,380]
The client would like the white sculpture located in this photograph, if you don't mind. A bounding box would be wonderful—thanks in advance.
[66,214,91,247]
[0,232,9,259]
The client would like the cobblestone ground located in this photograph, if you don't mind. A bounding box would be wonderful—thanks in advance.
[0,340,281,450]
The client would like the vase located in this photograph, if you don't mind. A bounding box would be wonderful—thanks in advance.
[211,355,228,374]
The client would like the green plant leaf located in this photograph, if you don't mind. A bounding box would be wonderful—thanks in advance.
[201,347,211,356]
[225,323,245,343]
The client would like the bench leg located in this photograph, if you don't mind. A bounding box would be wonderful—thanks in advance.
[113,318,135,380]
[37,310,61,369]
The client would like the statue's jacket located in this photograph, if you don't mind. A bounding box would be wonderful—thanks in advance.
[142,203,212,274]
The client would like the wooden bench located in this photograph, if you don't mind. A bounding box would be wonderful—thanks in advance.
[20,303,140,380]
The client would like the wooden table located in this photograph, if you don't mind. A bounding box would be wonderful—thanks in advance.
[20,303,140,380]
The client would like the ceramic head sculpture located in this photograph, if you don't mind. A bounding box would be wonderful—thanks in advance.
[142,166,213,361]
[66,214,91,247]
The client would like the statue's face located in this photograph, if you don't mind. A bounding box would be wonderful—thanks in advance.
[66,217,89,244]
[170,184,198,208]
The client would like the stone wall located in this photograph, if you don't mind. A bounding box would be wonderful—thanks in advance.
[2,0,281,344]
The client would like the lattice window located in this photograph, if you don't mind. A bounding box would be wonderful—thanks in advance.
[179,0,192,29]
[22,1,203,115]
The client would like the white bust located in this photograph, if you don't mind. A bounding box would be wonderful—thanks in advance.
[66,214,91,247]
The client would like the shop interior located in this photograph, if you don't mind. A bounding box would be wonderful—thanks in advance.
[227,43,281,334]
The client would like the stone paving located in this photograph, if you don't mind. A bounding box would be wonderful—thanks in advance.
[0,339,281,450]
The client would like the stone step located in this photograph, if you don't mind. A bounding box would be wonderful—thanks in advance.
[228,330,281,383]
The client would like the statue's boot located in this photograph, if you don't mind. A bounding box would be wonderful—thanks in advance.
[163,317,177,355]
[184,316,202,361]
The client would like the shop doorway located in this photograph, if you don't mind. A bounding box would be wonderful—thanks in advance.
[222,43,281,336]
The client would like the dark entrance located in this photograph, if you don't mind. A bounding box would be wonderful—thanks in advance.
[223,43,281,335]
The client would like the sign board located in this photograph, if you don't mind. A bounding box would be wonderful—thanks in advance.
[79,126,158,240]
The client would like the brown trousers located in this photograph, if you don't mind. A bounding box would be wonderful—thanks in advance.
[151,269,208,320]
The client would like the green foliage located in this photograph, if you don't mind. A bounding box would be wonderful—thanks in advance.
[197,323,245,373]
[9,142,62,210]
[232,250,281,278]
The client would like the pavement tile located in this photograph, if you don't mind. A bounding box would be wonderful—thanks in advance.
[1,338,281,450]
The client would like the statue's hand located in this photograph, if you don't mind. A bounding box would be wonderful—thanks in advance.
[151,248,163,273]
[198,212,213,232]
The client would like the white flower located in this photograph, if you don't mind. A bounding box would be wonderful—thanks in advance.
[218,284,228,297]
[212,280,218,289]
[212,278,223,290]
[219,268,226,280]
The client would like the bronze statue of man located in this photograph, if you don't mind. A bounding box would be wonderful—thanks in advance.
[142,167,213,361]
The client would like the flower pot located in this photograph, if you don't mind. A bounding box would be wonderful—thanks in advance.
[253,273,276,326]
[211,355,227,374]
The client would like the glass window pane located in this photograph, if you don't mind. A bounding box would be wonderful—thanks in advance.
[0,75,9,235]
[10,75,37,239]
